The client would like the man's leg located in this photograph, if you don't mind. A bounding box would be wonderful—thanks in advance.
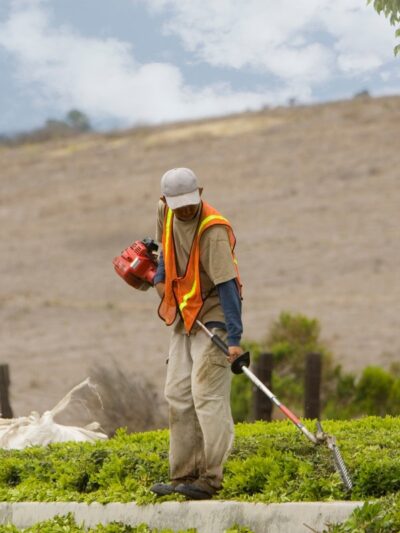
[188,328,234,494]
[164,330,205,483]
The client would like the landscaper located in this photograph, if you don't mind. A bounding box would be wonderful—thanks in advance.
[150,167,243,500]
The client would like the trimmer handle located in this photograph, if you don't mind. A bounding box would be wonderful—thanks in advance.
[231,351,250,375]
[195,320,250,375]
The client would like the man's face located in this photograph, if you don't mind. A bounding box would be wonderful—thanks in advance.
[173,203,200,221]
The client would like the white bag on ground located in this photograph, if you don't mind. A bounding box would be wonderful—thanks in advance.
[0,378,107,449]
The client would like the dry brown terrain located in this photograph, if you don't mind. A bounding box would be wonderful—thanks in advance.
[1,95,399,418]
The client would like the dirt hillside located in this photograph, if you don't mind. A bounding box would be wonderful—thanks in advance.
[1,95,399,418]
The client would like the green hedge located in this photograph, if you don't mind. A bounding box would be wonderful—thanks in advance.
[0,516,253,533]
[0,515,253,533]
[0,417,399,505]
[0,516,195,533]
[325,493,400,532]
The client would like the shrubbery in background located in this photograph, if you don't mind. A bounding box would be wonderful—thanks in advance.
[231,311,400,422]
[0,109,91,146]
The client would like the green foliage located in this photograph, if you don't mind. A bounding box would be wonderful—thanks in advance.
[231,311,335,422]
[0,513,197,532]
[368,0,400,54]
[323,367,358,420]
[265,311,335,410]
[230,372,253,423]
[66,109,91,132]
[325,492,400,532]
[4,109,92,145]
[355,366,394,416]
[0,514,255,533]
[231,341,262,422]
[389,377,400,412]
[325,365,400,419]
[368,0,400,24]
[232,311,400,423]
[0,418,398,506]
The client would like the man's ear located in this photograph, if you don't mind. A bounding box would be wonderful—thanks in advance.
[160,195,167,204]
[199,187,203,196]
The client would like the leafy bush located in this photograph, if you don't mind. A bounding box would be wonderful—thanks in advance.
[231,311,400,422]
[0,514,197,532]
[231,341,263,422]
[325,365,400,419]
[0,514,254,533]
[231,311,335,421]
[325,492,400,532]
[0,417,399,505]
[355,366,395,416]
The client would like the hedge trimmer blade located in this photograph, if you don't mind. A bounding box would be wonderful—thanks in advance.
[316,421,353,492]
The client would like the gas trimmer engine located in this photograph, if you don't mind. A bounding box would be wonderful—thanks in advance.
[113,238,159,291]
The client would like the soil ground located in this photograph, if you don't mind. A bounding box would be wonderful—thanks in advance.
[1,95,399,419]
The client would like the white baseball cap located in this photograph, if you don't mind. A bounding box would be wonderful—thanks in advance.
[161,168,201,209]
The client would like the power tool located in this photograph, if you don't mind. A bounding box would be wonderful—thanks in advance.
[112,238,158,291]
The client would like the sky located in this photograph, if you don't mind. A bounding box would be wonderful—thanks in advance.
[0,0,398,134]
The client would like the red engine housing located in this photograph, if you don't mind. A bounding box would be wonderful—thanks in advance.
[113,240,158,291]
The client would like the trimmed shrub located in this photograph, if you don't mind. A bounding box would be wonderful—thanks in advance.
[0,417,398,504]
[324,492,400,532]
[0,514,197,532]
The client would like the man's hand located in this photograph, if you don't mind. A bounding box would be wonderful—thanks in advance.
[155,282,165,299]
[227,345,243,364]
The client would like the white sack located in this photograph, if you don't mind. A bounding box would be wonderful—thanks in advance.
[0,378,107,449]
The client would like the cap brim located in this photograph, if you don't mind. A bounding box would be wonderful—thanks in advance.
[165,189,201,209]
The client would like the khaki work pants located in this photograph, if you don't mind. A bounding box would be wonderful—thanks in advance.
[164,327,234,490]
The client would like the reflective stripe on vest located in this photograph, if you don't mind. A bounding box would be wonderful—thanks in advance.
[164,208,173,261]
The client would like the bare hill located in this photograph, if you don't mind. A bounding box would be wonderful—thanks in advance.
[1,95,399,417]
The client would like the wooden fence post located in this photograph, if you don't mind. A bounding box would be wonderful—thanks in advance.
[0,364,13,418]
[253,352,274,421]
[304,353,322,419]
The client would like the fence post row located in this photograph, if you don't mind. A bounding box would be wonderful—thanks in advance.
[304,352,322,420]
[252,352,274,421]
[251,352,322,421]
[0,364,13,419]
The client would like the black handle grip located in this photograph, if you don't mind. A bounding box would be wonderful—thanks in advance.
[210,334,229,355]
[210,333,251,374]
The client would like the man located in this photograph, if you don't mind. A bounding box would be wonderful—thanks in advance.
[151,167,243,500]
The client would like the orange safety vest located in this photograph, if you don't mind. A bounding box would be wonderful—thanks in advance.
[158,201,242,333]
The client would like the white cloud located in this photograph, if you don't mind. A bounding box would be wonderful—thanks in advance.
[142,0,397,79]
[0,0,281,127]
[0,0,398,129]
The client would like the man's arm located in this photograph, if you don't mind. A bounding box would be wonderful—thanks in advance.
[216,279,242,346]
[154,200,166,299]
[154,250,165,299]
[200,226,243,363]
[216,279,243,363]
